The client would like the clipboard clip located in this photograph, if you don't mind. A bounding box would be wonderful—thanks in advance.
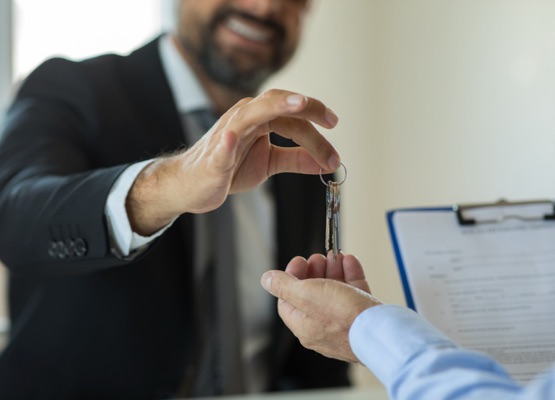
[453,199,555,225]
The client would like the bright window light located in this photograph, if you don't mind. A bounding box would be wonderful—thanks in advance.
[13,0,164,82]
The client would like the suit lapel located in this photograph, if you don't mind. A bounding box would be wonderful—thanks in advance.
[117,36,187,153]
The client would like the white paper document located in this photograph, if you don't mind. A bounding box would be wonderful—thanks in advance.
[389,203,555,383]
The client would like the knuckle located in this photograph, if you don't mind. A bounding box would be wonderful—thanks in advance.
[232,106,246,121]
[262,88,282,98]
[237,96,254,105]
[295,118,311,132]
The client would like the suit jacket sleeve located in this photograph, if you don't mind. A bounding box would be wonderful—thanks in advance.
[0,58,132,276]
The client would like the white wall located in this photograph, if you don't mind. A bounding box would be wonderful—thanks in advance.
[265,0,555,387]
[0,0,12,333]
[12,0,163,81]
[0,0,13,125]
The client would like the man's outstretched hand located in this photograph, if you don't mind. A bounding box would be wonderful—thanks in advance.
[261,252,382,363]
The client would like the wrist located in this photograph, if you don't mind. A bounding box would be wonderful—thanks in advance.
[126,158,183,235]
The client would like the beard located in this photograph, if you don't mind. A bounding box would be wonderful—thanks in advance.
[179,5,292,94]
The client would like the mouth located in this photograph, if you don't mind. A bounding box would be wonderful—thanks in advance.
[224,16,275,45]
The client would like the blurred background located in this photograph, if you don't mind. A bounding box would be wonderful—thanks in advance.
[1,0,555,389]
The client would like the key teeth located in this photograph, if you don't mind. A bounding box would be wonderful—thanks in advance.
[325,181,341,261]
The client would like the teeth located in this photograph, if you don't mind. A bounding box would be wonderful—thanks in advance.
[226,18,272,43]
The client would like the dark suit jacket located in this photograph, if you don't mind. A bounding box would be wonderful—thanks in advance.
[0,37,349,399]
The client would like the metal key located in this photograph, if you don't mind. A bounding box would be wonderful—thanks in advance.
[325,181,341,261]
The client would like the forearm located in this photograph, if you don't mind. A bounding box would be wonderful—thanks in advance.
[349,305,541,400]
[392,345,552,400]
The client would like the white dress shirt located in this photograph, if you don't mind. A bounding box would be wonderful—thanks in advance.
[105,34,275,392]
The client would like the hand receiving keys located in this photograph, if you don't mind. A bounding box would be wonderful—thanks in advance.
[261,252,382,363]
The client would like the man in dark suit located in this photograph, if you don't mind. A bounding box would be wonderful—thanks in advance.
[0,0,349,398]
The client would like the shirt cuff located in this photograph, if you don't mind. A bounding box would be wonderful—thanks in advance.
[349,305,456,387]
[105,160,174,258]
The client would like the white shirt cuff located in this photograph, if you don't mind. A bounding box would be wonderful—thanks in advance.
[105,160,175,257]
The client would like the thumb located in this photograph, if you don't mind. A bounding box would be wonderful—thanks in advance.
[261,270,300,305]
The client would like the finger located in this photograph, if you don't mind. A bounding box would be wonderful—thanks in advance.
[325,251,346,281]
[267,145,334,176]
[342,254,372,294]
[262,271,334,315]
[226,90,341,171]
[261,270,302,306]
[266,116,340,173]
[285,256,309,280]
[305,254,327,279]
[240,89,338,131]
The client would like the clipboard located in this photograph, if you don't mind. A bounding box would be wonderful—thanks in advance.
[387,199,555,383]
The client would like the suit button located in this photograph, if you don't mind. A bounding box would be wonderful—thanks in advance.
[48,241,58,258]
[55,240,68,259]
[65,239,76,257]
[74,238,87,257]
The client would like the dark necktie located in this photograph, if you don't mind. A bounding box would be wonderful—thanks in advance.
[180,109,245,396]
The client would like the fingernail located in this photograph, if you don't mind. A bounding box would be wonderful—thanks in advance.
[286,94,305,107]
[264,275,273,291]
[327,154,341,170]
[325,108,339,126]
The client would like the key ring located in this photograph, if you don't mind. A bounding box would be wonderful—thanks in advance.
[319,163,347,186]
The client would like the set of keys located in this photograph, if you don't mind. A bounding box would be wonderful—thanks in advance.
[321,164,347,261]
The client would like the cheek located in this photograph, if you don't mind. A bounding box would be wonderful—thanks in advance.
[178,1,218,36]
[283,12,305,50]
[178,8,201,42]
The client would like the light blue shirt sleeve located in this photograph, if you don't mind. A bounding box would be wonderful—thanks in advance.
[349,305,555,400]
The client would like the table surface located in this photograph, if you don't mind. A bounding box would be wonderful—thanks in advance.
[186,386,389,400]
